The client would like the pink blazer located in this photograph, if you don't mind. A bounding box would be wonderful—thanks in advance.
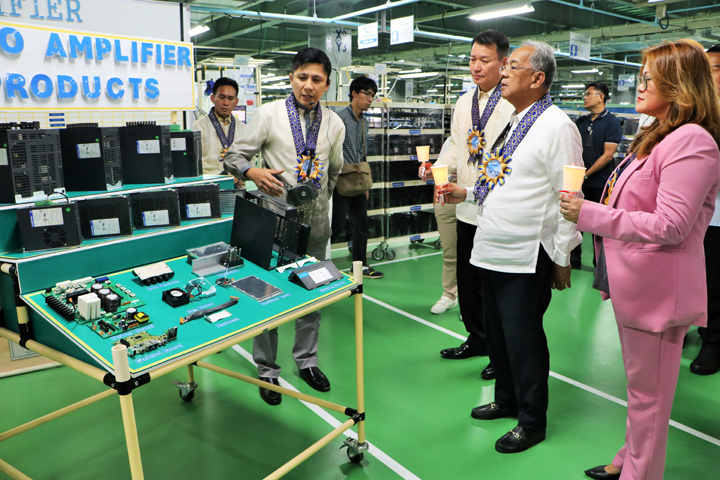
[577,124,720,332]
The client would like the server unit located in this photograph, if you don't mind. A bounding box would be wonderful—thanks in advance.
[177,184,221,220]
[118,122,173,184]
[59,123,123,191]
[0,124,65,204]
[77,196,133,239]
[130,189,181,229]
[16,202,83,251]
[170,128,203,177]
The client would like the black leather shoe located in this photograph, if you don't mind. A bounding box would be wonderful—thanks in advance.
[481,363,495,380]
[584,465,620,480]
[440,343,487,359]
[495,426,546,453]
[690,344,720,375]
[299,367,331,392]
[470,402,517,420]
[259,377,281,406]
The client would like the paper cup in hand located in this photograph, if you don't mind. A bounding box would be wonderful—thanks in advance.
[431,165,449,186]
[562,165,586,195]
[416,146,430,163]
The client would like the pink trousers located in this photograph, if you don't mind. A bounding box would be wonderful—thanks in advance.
[612,323,689,480]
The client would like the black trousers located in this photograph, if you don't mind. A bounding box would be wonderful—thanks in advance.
[479,247,553,433]
[457,220,486,351]
[700,226,720,346]
[572,185,604,265]
[331,189,369,265]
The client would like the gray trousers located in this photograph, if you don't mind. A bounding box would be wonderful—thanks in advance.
[253,240,327,378]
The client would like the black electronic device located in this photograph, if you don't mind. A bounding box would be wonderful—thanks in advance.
[77,196,133,239]
[118,122,173,184]
[16,202,83,251]
[288,260,344,290]
[0,125,65,204]
[169,128,203,177]
[244,190,310,267]
[285,179,319,206]
[130,189,181,229]
[177,183,221,220]
[162,288,190,308]
[219,189,245,216]
[230,195,276,270]
[59,123,123,192]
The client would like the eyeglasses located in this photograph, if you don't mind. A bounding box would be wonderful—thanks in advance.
[359,90,376,99]
[500,64,539,75]
[636,74,652,89]
[583,92,602,97]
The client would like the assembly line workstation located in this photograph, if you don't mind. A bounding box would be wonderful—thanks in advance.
[0,177,369,480]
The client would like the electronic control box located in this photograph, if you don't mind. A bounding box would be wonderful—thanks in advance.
[59,123,123,191]
[170,128,203,177]
[118,122,174,184]
[0,124,65,204]
[130,190,181,229]
[77,196,133,239]
[16,202,83,251]
[178,183,221,220]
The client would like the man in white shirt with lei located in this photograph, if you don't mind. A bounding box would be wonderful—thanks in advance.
[441,40,582,454]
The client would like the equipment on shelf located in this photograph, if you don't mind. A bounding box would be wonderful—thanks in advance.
[177,183,221,220]
[130,189,181,229]
[59,123,123,192]
[169,127,203,177]
[0,124,65,204]
[77,195,133,239]
[16,200,83,251]
[118,121,173,184]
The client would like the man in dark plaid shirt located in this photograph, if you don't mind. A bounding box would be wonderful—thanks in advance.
[331,76,383,278]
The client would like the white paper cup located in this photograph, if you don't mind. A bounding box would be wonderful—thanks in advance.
[562,165,586,193]
[416,145,430,163]
[431,165,449,186]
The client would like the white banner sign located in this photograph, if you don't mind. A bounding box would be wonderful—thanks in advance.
[358,22,378,50]
[0,20,194,111]
[390,16,414,46]
[617,74,636,92]
[569,32,591,61]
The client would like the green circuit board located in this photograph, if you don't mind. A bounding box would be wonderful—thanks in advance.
[41,278,149,338]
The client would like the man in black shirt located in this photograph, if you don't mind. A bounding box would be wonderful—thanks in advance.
[571,82,623,268]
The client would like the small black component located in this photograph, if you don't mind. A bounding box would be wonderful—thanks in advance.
[162,288,190,308]
[66,289,90,304]
[166,326,178,341]
[120,339,130,347]
[98,319,111,333]
[45,295,75,321]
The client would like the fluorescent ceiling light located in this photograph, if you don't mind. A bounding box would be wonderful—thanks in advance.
[261,75,287,83]
[190,25,210,37]
[469,2,534,21]
[271,51,298,55]
[561,84,586,89]
[399,72,440,79]
[263,84,292,90]
[399,68,422,74]
[427,89,438,93]
[571,68,599,74]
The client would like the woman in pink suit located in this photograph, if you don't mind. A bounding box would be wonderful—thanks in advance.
[560,39,720,480]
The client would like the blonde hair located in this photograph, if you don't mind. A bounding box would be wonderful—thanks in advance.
[631,39,720,159]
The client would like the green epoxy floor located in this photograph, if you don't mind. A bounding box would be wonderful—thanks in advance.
[2,237,719,479]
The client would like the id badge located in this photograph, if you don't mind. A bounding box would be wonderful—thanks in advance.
[584,131,593,147]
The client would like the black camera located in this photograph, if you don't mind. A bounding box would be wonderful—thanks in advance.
[285,179,319,206]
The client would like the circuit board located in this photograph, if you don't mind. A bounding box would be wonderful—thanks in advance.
[41,277,149,338]
[113,327,178,357]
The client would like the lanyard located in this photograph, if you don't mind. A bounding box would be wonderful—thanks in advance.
[467,84,503,165]
[286,95,324,189]
[208,107,236,161]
